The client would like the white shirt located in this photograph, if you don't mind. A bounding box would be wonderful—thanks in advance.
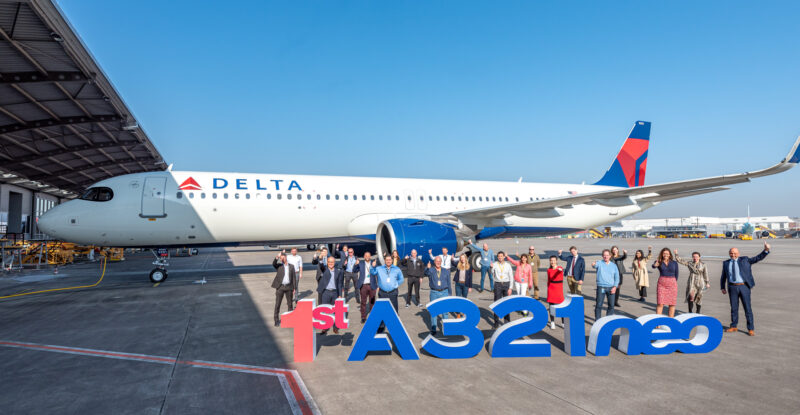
[432,254,453,269]
[281,263,292,285]
[492,261,514,283]
[364,262,371,284]
[286,254,303,275]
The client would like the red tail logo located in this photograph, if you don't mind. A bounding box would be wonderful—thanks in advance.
[179,177,202,190]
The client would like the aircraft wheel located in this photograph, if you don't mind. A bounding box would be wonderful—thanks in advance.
[150,268,168,283]
[469,252,483,271]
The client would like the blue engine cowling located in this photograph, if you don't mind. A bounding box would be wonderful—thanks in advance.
[375,219,458,264]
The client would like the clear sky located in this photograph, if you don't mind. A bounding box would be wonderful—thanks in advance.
[57,0,799,219]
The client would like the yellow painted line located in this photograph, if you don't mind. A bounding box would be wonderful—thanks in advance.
[153,282,160,288]
[0,257,107,300]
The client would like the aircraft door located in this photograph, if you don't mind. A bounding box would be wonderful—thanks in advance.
[403,189,414,210]
[416,190,428,210]
[141,177,167,218]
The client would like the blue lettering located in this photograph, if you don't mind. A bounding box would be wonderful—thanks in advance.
[236,178,247,190]
[271,179,283,191]
[348,299,419,361]
[288,180,302,191]
[213,178,228,189]
[256,179,267,190]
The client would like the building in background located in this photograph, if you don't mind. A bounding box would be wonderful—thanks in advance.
[611,216,798,238]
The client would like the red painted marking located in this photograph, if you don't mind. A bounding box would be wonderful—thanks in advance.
[179,177,202,190]
[1,340,314,415]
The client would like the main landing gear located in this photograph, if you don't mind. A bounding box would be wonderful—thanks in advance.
[150,248,170,283]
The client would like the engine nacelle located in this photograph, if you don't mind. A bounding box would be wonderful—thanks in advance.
[376,219,458,264]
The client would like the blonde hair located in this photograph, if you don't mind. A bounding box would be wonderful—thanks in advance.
[457,254,470,271]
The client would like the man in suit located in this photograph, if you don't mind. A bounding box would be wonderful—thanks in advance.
[316,255,344,335]
[721,241,770,336]
[272,252,297,327]
[340,246,360,304]
[312,247,333,302]
[402,249,425,308]
[558,246,586,295]
[354,251,377,323]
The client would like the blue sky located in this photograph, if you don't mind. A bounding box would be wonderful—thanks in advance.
[58,1,799,218]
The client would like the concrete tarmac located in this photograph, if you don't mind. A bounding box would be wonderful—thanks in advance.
[1,238,798,414]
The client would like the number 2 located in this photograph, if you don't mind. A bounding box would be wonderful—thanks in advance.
[489,296,550,358]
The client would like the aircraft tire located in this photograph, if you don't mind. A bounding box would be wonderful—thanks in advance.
[150,268,168,283]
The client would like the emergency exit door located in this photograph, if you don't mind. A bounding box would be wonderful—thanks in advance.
[141,177,167,217]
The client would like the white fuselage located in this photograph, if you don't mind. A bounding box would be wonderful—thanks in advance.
[38,171,651,247]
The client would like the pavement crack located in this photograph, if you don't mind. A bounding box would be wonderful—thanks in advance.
[158,254,210,414]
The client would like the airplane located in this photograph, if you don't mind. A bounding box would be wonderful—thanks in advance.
[37,121,800,282]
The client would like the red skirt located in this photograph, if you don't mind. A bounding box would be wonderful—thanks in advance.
[547,280,564,304]
[656,276,678,306]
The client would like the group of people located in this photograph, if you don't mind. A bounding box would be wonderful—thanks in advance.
[270,240,771,338]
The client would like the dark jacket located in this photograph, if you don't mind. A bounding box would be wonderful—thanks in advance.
[271,258,297,290]
[450,265,473,288]
[720,250,769,290]
[424,266,452,292]
[558,253,586,281]
[312,255,339,282]
[401,256,426,278]
[612,253,627,284]
[354,260,377,289]
[316,266,344,296]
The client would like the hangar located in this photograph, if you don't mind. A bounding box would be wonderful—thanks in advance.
[0,0,166,240]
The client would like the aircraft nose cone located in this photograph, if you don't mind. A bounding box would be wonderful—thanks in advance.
[38,210,57,237]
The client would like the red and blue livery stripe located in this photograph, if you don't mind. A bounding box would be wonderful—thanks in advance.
[594,121,651,188]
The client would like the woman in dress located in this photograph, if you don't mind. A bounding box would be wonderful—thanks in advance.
[652,247,679,317]
[546,256,565,329]
[507,253,533,316]
[610,246,627,306]
[630,246,652,302]
[675,250,710,314]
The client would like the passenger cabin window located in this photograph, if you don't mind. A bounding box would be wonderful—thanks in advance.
[177,192,183,199]
[80,187,114,202]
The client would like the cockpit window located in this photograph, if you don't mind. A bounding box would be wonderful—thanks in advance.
[80,187,114,202]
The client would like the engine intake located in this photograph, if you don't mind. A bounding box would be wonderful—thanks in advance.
[376,219,458,264]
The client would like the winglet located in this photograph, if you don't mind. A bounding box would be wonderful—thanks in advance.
[594,121,651,187]
[786,135,800,164]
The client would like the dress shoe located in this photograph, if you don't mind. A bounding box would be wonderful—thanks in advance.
[361,318,366,324]
[430,328,437,336]
[748,330,755,336]
[725,327,738,333]
[320,330,328,336]
[274,321,280,327]
[333,327,340,334]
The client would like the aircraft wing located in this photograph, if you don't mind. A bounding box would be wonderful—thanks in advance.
[452,136,800,221]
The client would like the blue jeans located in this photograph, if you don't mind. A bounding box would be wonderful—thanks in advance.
[454,282,469,298]
[728,284,754,330]
[595,286,616,321]
[480,266,493,291]
[429,289,449,329]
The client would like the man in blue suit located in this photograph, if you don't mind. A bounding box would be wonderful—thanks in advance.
[721,241,770,336]
[316,256,344,335]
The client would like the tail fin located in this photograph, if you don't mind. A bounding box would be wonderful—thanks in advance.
[593,121,651,187]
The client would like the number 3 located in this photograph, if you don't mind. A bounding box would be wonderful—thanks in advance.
[421,296,483,359]
[489,296,550,358]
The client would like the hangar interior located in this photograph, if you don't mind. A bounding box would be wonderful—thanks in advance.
[0,0,166,240]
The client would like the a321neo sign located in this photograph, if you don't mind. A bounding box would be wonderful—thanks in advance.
[280,294,723,362]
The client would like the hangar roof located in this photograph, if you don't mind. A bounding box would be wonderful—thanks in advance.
[0,0,166,198]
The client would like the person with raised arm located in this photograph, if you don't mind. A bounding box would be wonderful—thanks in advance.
[720,241,770,336]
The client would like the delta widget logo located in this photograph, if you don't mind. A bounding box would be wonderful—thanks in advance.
[179,177,202,191]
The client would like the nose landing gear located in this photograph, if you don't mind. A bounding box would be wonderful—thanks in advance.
[150,248,169,283]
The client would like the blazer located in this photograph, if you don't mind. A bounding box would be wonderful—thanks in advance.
[720,250,769,290]
[271,258,297,290]
[312,255,339,282]
[316,266,344,296]
[558,253,586,281]
[353,260,377,289]
[401,256,426,277]
[450,265,473,288]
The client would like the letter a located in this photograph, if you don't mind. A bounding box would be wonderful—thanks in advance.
[348,299,419,361]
